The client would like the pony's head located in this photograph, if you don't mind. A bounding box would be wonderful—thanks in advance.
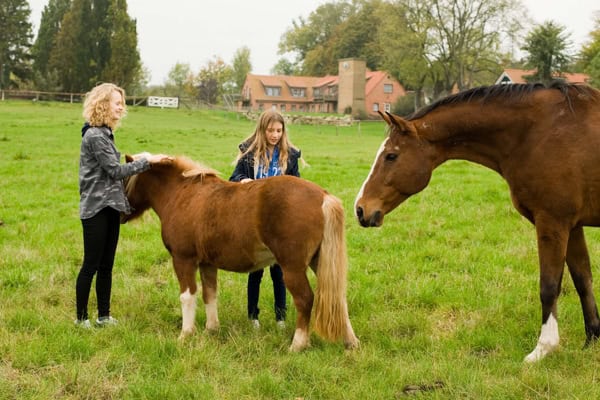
[121,153,220,223]
[354,111,433,227]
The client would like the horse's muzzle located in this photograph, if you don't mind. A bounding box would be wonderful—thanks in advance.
[356,207,382,227]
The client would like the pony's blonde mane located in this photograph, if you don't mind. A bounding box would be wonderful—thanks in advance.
[175,156,220,179]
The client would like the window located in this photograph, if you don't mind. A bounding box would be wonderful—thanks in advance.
[384,103,391,112]
[291,105,296,112]
[373,103,379,112]
[280,104,286,112]
[383,84,393,94]
[265,86,281,96]
[291,88,306,97]
[313,88,321,96]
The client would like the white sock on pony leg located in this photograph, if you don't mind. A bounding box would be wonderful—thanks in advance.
[179,288,197,339]
[204,302,220,331]
[524,313,559,363]
[289,328,310,352]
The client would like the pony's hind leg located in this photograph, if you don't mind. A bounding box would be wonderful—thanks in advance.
[282,268,314,352]
[566,227,600,346]
[173,256,199,340]
[200,266,220,331]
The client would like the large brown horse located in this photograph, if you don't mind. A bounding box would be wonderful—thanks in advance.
[354,82,600,362]
[123,154,359,352]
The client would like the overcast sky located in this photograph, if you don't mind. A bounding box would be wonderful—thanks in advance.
[27,0,599,85]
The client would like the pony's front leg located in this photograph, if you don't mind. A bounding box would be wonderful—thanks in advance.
[524,221,569,362]
[283,269,314,352]
[200,266,220,331]
[173,255,198,340]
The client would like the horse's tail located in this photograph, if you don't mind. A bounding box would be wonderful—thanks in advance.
[313,193,351,342]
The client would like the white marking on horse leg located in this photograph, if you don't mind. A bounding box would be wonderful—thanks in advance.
[524,313,560,363]
[178,288,197,340]
[354,138,389,212]
[204,301,220,331]
[289,328,310,352]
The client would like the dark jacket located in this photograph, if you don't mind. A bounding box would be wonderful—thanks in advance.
[229,142,301,182]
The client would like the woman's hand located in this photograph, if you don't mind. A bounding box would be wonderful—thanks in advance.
[240,178,253,183]
[147,154,173,164]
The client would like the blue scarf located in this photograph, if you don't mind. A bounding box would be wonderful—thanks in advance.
[256,146,282,179]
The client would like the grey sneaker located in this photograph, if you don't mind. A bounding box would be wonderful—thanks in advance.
[276,320,286,330]
[74,319,92,329]
[96,316,118,327]
[251,319,260,329]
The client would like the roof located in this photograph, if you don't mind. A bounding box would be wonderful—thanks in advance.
[496,68,590,84]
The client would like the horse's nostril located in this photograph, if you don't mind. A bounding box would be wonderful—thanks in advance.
[356,206,363,219]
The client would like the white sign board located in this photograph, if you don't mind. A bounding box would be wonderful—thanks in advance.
[148,96,179,108]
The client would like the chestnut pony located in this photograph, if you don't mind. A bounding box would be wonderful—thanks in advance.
[122,154,358,352]
[355,82,600,362]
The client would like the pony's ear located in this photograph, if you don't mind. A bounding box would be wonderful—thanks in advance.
[125,154,134,163]
[385,112,414,135]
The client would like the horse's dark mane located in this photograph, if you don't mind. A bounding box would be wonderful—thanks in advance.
[406,82,597,120]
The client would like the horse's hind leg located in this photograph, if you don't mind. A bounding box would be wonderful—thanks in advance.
[282,268,314,352]
[565,227,600,346]
[200,266,220,331]
[173,256,198,340]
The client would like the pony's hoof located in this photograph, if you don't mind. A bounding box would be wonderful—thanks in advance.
[345,337,360,350]
[289,342,310,352]
[178,329,195,342]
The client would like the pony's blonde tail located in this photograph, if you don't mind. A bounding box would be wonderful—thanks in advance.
[313,194,352,342]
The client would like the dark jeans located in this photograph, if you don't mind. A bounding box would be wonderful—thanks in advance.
[76,207,120,320]
[247,264,287,321]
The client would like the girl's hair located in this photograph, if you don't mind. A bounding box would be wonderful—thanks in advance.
[82,83,127,129]
[237,109,297,169]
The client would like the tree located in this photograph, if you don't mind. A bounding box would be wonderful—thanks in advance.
[50,0,94,92]
[522,21,573,85]
[0,0,33,89]
[271,58,297,75]
[231,46,252,92]
[100,0,142,92]
[577,14,600,88]
[31,0,71,90]
[196,57,233,104]
[165,62,194,97]
[279,1,354,75]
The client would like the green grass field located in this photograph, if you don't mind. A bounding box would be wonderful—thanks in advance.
[1,100,600,399]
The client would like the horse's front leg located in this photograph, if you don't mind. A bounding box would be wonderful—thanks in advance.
[565,227,600,346]
[200,265,220,331]
[173,255,198,340]
[282,268,314,352]
[524,220,569,363]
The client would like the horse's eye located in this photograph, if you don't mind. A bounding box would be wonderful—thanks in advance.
[385,153,398,162]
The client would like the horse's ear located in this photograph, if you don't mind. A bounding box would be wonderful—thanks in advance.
[385,112,413,135]
[378,110,392,125]
[125,154,134,163]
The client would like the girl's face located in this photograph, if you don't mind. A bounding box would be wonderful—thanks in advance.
[109,90,125,122]
[265,121,283,149]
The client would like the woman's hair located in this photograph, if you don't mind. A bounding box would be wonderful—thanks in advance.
[82,83,127,129]
[237,109,297,169]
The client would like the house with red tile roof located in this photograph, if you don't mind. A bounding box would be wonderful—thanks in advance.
[495,68,590,84]
[238,59,405,117]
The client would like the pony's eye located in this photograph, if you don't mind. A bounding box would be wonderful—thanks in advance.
[385,153,398,162]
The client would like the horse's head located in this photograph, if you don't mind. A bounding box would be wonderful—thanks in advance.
[355,111,433,227]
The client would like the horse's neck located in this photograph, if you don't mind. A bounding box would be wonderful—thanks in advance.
[417,106,525,173]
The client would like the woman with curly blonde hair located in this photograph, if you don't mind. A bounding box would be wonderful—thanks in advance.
[76,83,170,329]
